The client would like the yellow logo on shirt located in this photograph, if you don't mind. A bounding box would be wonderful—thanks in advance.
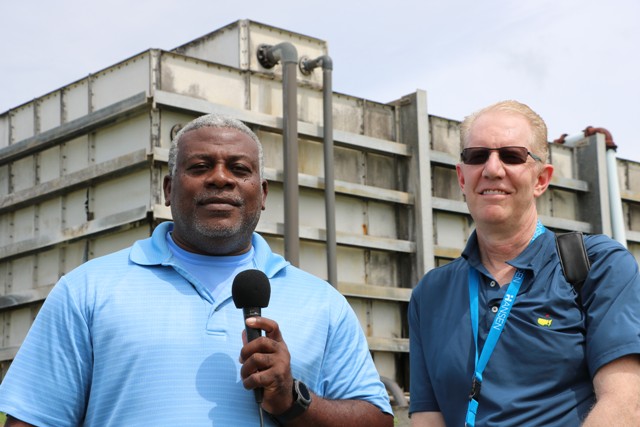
[537,316,553,327]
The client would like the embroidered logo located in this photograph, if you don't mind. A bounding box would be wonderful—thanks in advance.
[537,314,553,327]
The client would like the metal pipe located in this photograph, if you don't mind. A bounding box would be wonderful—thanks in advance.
[300,55,337,287]
[579,127,629,248]
[380,376,408,408]
[555,126,627,247]
[583,126,627,246]
[553,132,587,147]
[257,43,300,266]
[605,148,627,247]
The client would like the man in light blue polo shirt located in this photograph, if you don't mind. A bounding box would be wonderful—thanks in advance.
[0,114,393,426]
[409,100,640,426]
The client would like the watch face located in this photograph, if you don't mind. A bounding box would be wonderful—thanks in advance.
[297,380,311,402]
[274,379,312,424]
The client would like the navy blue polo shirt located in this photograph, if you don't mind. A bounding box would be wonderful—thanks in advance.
[409,229,640,426]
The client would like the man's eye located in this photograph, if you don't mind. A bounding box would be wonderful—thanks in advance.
[502,154,520,162]
[189,163,209,171]
[232,164,251,173]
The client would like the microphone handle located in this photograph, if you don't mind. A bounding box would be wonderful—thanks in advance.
[253,382,264,403]
[243,307,264,403]
[244,307,263,342]
[246,325,262,342]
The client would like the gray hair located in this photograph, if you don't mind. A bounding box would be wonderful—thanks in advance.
[168,113,264,178]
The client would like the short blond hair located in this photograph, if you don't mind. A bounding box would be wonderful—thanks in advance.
[459,100,549,163]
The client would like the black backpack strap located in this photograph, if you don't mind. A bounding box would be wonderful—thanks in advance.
[555,232,591,299]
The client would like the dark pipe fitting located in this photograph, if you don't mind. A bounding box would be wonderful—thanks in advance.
[257,44,277,69]
[298,56,314,75]
[553,133,569,144]
[257,43,298,69]
[299,55,333,75]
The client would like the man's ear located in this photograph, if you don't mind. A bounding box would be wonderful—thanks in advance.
[163,175,172,206]
[261,180,269,210]
[456,163,466,192]
[534,164,554,198]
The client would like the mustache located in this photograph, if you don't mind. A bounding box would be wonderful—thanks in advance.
[194,193,243,206]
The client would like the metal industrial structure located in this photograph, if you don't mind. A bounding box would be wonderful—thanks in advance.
[2,19,640,413]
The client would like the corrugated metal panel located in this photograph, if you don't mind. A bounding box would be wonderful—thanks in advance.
[91,54,151,112]
[161,54,248,109]
[63,80,91,122]
[9,105,35,143]
[0,116,9,150]
[38,92,63,134]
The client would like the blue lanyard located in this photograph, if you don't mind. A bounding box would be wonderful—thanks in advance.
[465,221,545,427]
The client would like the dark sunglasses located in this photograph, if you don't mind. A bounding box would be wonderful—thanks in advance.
[460,146,542,165]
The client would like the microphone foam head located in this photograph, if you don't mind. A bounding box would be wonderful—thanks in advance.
[232,269,271,308]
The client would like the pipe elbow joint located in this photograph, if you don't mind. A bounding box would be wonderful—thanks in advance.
[257,42,298,68]
[274,42,298,64]
[584,126,617,150]
[319,55,333,71]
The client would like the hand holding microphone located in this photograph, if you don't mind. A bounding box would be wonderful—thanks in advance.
[232,270,311,424]
[232,269,271,403]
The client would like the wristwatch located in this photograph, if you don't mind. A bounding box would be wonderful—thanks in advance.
[271,379,312,425]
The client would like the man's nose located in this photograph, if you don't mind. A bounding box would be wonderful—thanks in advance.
[482,151,506,177]
[206,164,234,187]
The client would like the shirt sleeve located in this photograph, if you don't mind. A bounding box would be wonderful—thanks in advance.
[0,276,92,427]
[315,296,393,415]
[408,282,440,414]
[583,235,640,377]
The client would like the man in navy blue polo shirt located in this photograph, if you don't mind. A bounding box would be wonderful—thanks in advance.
[409,100,640,426]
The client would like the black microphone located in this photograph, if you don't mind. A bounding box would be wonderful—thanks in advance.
[232,269,271,403]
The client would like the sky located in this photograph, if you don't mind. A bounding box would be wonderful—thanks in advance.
[2,0,639,161]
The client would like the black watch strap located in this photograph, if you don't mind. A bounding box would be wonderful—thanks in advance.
[271,379,312,425]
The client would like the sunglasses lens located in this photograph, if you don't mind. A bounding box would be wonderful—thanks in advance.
[461,148,489,165]
[461,147,529,165]
[499,147,528,164]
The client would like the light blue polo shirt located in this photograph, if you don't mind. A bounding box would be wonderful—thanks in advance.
[0,222,392,426]
[409,229,640,426]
